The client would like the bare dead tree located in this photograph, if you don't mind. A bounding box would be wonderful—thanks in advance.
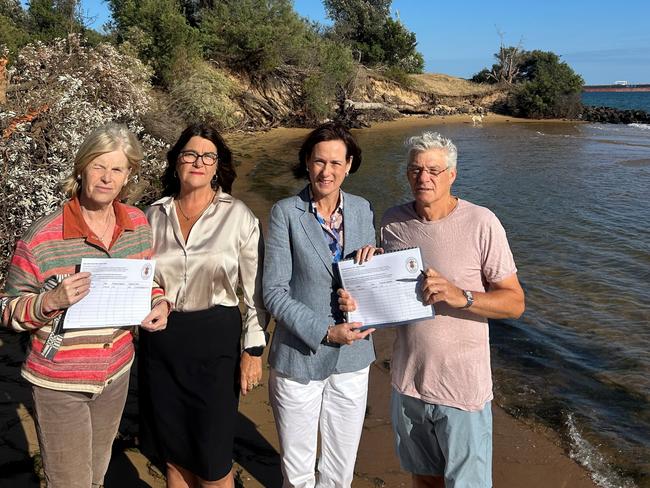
[487,29,525,85]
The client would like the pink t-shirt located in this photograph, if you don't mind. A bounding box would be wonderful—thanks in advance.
[380,199,518,411]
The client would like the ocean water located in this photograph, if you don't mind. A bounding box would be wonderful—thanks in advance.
[582,91,650,112]
[248,119,650,488]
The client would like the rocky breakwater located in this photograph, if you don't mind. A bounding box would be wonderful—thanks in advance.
[580,105,650,124]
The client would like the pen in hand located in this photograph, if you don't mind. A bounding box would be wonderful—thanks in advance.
[396,270,426,282]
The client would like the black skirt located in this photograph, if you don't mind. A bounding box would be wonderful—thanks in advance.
[138,305,242,481]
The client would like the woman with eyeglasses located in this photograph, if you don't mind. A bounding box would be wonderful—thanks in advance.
[138,124,268,488]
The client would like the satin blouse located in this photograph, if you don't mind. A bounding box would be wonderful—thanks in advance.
[146,191,268,349]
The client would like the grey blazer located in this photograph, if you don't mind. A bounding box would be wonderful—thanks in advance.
[264,186,376,380]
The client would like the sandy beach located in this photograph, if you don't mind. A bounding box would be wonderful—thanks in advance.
[0,114,598,487]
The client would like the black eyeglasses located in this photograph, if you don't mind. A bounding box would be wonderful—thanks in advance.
[179,150,219,166]
[407,166,450,178]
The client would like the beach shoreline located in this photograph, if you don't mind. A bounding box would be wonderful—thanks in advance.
[0,114,599,487]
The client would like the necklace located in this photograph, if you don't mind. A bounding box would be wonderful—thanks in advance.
[176,191,216,221]
[82,207,114,244]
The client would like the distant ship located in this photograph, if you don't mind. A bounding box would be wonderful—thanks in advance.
[583,81,650,92]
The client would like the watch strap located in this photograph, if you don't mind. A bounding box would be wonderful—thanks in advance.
[244,346,264,357]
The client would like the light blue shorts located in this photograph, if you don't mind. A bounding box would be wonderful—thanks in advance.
[391,389,493,487]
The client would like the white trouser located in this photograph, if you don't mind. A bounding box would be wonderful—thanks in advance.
[269,366,370,488]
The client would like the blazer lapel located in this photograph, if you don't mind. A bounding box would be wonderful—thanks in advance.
[296,187,335,278]
[341,190,360,259]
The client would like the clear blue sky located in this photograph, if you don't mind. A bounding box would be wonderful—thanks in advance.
[77,0,650,85]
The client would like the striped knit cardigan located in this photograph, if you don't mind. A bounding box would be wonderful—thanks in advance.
[1,198,167,394]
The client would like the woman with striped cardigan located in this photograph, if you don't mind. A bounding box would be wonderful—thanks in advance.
[1,123,169,488]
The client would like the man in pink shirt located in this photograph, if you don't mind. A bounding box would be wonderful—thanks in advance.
[379,132,525,488]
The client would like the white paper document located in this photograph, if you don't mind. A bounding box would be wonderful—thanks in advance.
[337,247,434,329]
[63,258,156,329]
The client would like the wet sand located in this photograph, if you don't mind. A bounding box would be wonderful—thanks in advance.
[0,114,597,487]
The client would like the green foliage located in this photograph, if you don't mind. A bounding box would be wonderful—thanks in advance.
[108,0,201,82]
[201,0,313,75]
[0,13,31,53]
[106,0,357,122]
[302,39,355,121]
[324,0,389,46]
[508,51,584,118]
[472,43,584,118]
[0,0,106,53]
[199,0,356,121]
[382,65,415,88]
[27,0,84,40]
[167,57,240,129]
[0,0,23,18]
[471,68,493,84]
[324,0,423,73]
[377,17,423,73]
[471,45,525,85]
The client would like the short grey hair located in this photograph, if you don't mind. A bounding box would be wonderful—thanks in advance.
[404,131,458,169]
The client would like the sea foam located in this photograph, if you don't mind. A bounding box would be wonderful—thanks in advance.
[566,413,636,488]
[628,123,650,130]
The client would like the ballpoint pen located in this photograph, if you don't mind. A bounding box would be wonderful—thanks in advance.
[396,270,426,282]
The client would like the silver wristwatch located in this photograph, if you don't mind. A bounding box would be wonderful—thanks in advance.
[461,290,474,309]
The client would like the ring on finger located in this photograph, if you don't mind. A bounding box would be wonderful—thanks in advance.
[75,288,80,296]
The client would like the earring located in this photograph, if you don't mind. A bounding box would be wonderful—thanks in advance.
[345,171,349,177]
[173,170,178,178]
[76,174,81,181]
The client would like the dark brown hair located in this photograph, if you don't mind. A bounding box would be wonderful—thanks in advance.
[161,124,236,195]
[294,122,362,179]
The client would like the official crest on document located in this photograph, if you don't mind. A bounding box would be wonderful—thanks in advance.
[405,257,419,273]
[141,263,153,279]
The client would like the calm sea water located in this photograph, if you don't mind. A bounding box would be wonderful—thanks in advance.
[583,91,650,112]
[248,118,650,487]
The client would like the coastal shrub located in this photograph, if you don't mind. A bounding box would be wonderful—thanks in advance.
[324,0,424,73]
[471,68,494,84]
[200,0,313,75]
[302,40,356,122]
[382,65,416,88]
[1,0,107,55]
[0,36,168,283]
[0,11,30,54]
[473,45,584,118]
[27,0,84,40]
[471,44,525,85]
[508,51,584,118]
[107,0,201,82]
[167,58,240,129]
[379,17,424,73]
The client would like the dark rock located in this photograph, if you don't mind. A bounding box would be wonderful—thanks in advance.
[579,106,650,124]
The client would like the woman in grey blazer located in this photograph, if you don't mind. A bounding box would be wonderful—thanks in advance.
[263,122,377,488]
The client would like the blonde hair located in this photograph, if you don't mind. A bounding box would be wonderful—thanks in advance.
[62,123,144,200]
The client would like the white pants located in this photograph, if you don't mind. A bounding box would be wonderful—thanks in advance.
[269,366,370,488]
